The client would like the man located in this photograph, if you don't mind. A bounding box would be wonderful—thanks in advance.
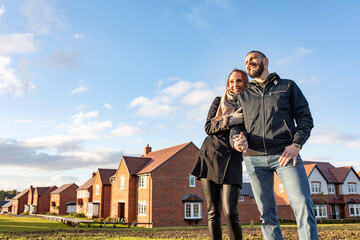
[230,51,318,240]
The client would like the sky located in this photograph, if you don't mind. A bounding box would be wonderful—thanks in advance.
[0,0,360,191]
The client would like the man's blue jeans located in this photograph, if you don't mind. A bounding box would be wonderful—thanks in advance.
[244,154,318,240]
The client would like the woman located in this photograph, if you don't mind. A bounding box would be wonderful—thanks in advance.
[191,69,249,240]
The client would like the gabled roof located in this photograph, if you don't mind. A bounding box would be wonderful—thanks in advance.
[0,200,9,207]
[240,182,254,198]
[304,161,340,183]
[13,189,29,200]
[137,142,193,174]
[36,186,56,196]
[2,201,12,208]
[78,176,95,190]
[51,183,78,194]
[304,164,316,177]
[98,169,116,185]
[122,156,151,175]
[330,167,352,183]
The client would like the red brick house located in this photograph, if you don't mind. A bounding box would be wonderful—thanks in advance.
[87,168,116,219]
[28,186,58,214]
[109,142,206,227]
[76,173,95,215]
[11,188,30,215]
[49,183,78,215]
[274,161,360,220]
[238,182,259,223]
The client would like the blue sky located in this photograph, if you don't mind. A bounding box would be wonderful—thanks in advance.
[0,0,359,191]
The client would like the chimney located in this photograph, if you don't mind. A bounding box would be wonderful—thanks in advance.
[92,171,96,178]
[144,144,152,155]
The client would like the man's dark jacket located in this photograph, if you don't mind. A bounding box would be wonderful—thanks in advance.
[192,97,243,186]
[230,73,314,156]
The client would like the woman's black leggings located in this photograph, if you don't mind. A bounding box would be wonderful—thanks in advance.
[201,178,242,240]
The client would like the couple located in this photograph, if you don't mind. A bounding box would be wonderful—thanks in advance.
[191,51,318,240]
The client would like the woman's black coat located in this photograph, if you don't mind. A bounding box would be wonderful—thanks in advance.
[191,97,243,187]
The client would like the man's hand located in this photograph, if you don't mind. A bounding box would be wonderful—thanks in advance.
[233,132,248,152]
[279,144,300,166]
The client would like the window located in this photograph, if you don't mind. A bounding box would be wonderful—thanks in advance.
[279,184,284,193]
[313,204,327,218]
[185,202,202,219]
[238,195,244,202]
[120,176,125,189]
[95,184,100,195]
[328,184,335,194]
[139,176,147,188]
[349,204,360,216]
[138,202,146,216]
[311,182,321,193]
[189,175,196,187]
[348,183,357,193]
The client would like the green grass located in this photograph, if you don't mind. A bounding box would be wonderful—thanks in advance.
[0,215,73,232]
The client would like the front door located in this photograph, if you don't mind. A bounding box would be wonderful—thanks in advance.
[118,203,125,221]
[335,205,339,219]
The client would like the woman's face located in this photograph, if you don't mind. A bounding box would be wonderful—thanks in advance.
[228,72,245,95]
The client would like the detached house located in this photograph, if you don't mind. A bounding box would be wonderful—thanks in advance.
[50,183,78,215]
[109,142,205,227]
[1,200,12,214]
[76,173,95,215]
[11,189,30,215]
[28,186,58,214]
[274,161,360,220]
[87,168,116,219]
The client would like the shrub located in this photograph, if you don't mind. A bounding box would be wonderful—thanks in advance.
[105,217,113,223]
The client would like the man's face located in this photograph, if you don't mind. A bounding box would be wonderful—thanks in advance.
[245,52,265,78]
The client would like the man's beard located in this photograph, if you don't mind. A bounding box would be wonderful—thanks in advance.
[248,61,264,78]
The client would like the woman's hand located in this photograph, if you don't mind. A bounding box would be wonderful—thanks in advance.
[233,132,248,152]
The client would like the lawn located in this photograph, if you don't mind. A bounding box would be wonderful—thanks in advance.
[0,215,359,239]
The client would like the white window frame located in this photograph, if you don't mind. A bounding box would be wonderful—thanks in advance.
[184,202,202,219]
[349,204,360,216]
[95,184,100,195]
[348,183,357,193]
[139,176,147,189]
[238,195,244,202]
[328,184,335,194]
[313,204,327,218]
[311,182,321,194]
[189,175,196,187]
[138,202,146,216]
[120,176,125,190]
[279,183,284,193]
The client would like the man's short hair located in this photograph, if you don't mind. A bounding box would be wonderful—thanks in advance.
[247,50,267,59]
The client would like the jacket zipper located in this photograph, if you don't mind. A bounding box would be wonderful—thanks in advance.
[261,92,267,155]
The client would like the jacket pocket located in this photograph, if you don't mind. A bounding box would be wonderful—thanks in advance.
[283,120,293,140]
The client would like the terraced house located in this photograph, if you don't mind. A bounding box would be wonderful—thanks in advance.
[76,173,95,216]
[11,188,30,215]
[26,186,57,214]
[274,161,360,220]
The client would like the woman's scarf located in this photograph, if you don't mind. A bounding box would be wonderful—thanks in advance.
[212,90,240,127]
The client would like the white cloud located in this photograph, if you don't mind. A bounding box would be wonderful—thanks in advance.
[72,33,84,39]
[129,96,176,118]
[298,76,320,85]
[71,86,89,94]
[161,80,207,98]
[67,111,112,139]
[110,122,141,138]
[23,135,82,151]
[104,103,115,110]
[276,47,314,66]
[0,56,35,97]
[132,139,144,144]
[309,128,360,149]
[186,10,209,28]
[14,119,33,124]
[0,4,4,17]
[0,33,36,55]
[20,0,67,34]
[181,89,215,106]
